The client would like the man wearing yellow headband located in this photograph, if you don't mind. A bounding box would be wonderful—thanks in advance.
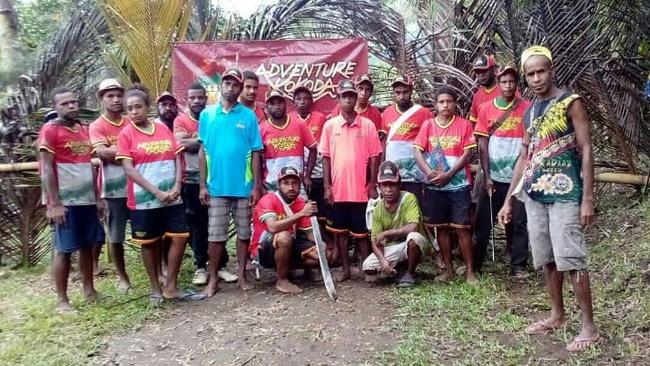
[497,45,600,352]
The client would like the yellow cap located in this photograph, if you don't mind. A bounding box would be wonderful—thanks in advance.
[520,45,553,72]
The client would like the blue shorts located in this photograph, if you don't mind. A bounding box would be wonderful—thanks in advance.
[54,205,105,254]
[423,187,471,229]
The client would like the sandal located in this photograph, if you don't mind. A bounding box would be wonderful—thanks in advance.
[149,294,163,306]
[525,320,565,335]
[566,335,601,352]
[163,289,207,302]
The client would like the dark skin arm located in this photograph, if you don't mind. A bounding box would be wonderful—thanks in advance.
[94,144,118,163]
[323,156,333,205]
[304,147,317,194]
[477,136,494,195]
[198,144,209,206]
[430,148,474,186]
[263,201,317,233]
[174,131,200,153]
[367,155,379,199]
[251,150,264,206]
[40,150,66,225]
[121,158,174,204]
[371,222,419,274]
[567,98,595,227]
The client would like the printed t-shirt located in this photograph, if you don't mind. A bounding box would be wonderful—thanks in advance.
[173,113,200,184]
[89,115,128,198]
[319,115,382,202]
[329,104,383,133]
[474,98,531,183]
[260,115,317,191]
[38,122,96,206]
[469,85,502,123]
[371,191,421,247]
[381,105,434,182]
[291,111,327,179]
[413,116,476,191]
[116,121,184,210]
[199,102,263,197]
[251,193,312,258]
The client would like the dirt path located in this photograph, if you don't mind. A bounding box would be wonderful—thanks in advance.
[96,274,396,366]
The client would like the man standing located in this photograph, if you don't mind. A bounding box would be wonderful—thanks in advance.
[174,82,237,286]
[290,86,328,222]
[89,78,131,292]
[498,46,599,352]
[156,92,179,131]
[329,74,383,137]
[320,80,382,282]
[260,89,317,193]
[40,87,104,313]
[198,68,264,296]
[413,86,478,284]
[382,75,434,203]
[468,54,500,124]
[473,66,531,276]
[239,71,267,123]
[362,161,430,287]
[251,167,323,294]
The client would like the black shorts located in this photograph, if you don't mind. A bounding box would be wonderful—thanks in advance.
[326,202,369,238]
[130,204,190,245]
[257,232,316,269]
[401,182,424,206]
[422,187,471,228]
[308,178,328,221]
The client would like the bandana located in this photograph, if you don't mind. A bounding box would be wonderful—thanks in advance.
[521,46,553,72]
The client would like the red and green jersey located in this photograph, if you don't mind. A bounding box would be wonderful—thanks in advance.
[260,115,317,191]
[38,122,96,206]
[382,105,435,182]
[173,113,200,184]
[329,104,383,133]
[413,116,476,191]
[116,121,184,210]
[251,192,312,258]
[474,98,531,183]
[89,115,128,198]
[469,85,501,123]
[290,111,326,179]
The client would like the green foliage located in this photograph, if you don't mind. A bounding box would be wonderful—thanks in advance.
[14,0,71,53]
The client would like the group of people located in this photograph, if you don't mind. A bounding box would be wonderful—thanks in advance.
[39,44,600,352]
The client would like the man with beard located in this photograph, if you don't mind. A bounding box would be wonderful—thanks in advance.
[328,74,383,138]
[239,71,267,123]
[156,92,179,131]
[260,89,317,193]
[89,79,131,292]
[40,87,104,313]
[174,82,237,286]
[381,75,434,204]
[250,167,323,294]
[199,68,264,295]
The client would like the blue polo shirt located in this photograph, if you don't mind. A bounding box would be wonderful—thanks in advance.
[198,102,262,197]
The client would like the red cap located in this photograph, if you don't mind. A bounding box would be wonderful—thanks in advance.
[472,55,496,71]
[391,74,413,87]
[222,68,243,83]
[156,91,177,104]
[355,74,373,87]
[496,64,518,78]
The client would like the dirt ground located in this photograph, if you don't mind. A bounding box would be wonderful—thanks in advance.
[96,270,396,366]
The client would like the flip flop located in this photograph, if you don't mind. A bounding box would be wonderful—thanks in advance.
[566,335,602,352]
[164,289,207,302]
[149,294,163,306]
[525,320,565,335]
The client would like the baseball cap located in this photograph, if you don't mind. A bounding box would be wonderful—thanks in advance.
[156,91,177,104]
[97,78,124,98]
[472,55,496,71]
[391,74,413,88]
[355,74,373,87]
[43,110,58,124]
[377,161,400,183]
[277,166,301,182]
[293,85,312,97]
[222,68,244,83]
[265,89,286,103]
[337,79,358,95]
[496,64,518,78]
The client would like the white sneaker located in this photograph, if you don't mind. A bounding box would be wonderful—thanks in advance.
[192,269,208,285]
[218,269,238,283]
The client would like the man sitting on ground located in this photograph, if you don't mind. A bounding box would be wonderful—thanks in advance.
[363,161,430,287]
[250,166,325,294]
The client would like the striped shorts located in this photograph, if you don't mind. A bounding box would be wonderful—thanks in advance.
[208,197,252,242]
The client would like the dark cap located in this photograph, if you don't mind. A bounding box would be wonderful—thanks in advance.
[377,161,400,183]
[496,64,518,78]
[293,85,312,98]
[277,166,301,182]
[355,74,373,87]
[265,89,286,103]
[156,91,177,104]
[391,74,413,88]
[43,110,58,124]
[472,55,496,71]
[337,79,358,95]
[222,68,244,83]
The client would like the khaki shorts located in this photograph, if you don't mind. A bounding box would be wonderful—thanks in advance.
[525,196,587,271]
[362,232,431,271]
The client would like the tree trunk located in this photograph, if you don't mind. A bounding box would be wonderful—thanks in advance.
[0,0,19,83]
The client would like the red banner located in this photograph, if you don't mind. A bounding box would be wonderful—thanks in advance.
[171,38,368,115]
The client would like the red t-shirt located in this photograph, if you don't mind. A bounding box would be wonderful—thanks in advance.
[89,115,128,198]
[413,116,476,191]
[38,122,96,206]
[291,111,327,180]
[329,104,383,133]
[260,116,317,190]
[251,193,312,258]
[116,121,184,210]
[469,85,502,123]
[173,113,200,184]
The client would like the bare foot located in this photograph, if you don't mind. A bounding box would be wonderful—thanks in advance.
[434,271,453,283]
[202,280,221,298]
[84,290,100,303]
[335,271,351,283]
[93,264,106,277]
[276,279,303,294]
[117,280,131,294]
[56,300,75,314]
[238,278,254,291]
[434,254,446,269]
[465,272,479,285]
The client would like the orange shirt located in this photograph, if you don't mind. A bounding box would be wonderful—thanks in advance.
[329,104,383,133]
[319,115,382,203]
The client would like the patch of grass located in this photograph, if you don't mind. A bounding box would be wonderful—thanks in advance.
[384,198,650,365]
[0,245,201,366]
